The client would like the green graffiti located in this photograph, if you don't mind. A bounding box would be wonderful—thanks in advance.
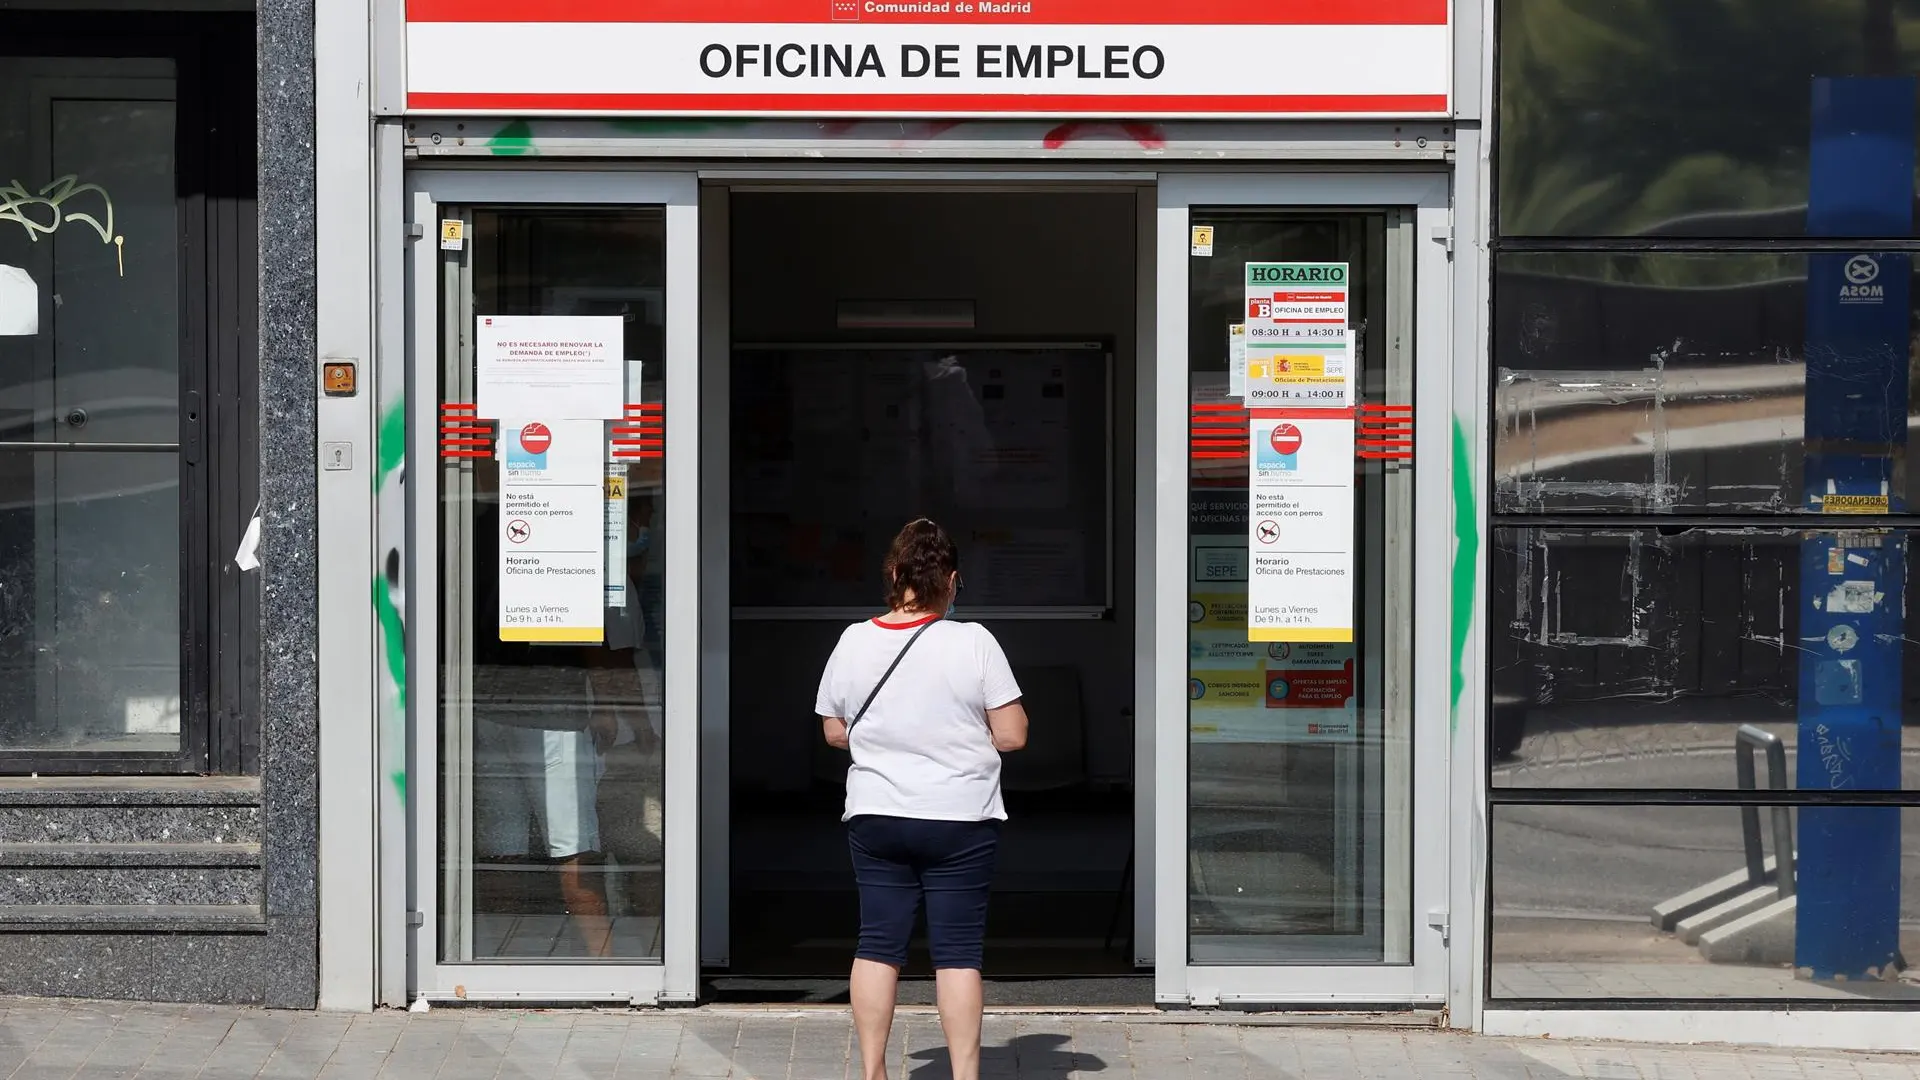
[1450,417,1480,733]
[377,398,405,489]
[376,575,407,803]
[486,119,537,156]
[375,398,408,805]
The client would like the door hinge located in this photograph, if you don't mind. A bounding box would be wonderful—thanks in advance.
[1429,223,1454,259]
[406,222,426,242]
[406,910,424,928]
[1428,908,1451,946]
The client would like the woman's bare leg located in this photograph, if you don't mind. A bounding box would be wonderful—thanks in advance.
[850,958,901,1080]
[934,967,985,1080]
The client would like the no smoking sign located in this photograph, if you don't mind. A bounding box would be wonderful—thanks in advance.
[517,422,552,454]
[1270,423,1302,455]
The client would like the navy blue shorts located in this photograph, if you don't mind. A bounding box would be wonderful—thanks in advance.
[846,814,1001,971]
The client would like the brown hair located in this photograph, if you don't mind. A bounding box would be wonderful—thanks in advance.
[883,518,960,613]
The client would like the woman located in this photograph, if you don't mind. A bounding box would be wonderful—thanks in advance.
[815,519,1029,1080]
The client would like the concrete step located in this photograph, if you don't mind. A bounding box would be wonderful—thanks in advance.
[0,777,261,845]
[1676,883,1787,945]
[0,903,266,933]
[0,842,261,867]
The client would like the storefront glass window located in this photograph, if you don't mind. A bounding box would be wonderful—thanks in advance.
[1494,252,1920,515]
[438,208,667,962]
[1492,525,1920,789]
[1498,0,1920,237]
[0,59,181,755]
[1184,210,1414,964]
[1495,0,1920,1004]
[1491,805,1920,1001]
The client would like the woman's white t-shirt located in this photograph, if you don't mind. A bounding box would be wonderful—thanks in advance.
[815,616,1022,823]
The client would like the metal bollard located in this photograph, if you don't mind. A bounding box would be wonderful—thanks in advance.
[1734,724,1795,899]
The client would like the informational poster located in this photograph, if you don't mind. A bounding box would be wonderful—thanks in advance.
[965,528,1085,607]
[476,314,624,421]
[1243,262,1352,409]
[1188,490,1356,744]
[1246,411,1354,644]
[1227,323,1247,399]
[498,419,606,644]
[604,464,629,609]
[965,359,1071,510]
[603,359,644,608]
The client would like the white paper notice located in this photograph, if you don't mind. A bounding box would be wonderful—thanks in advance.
[1189,489,1357,744]
[499,418,606,644]
[0,265,37,336]
[1246,412,1353,643]
[476,314,624,421]
[1243,262,1352,408]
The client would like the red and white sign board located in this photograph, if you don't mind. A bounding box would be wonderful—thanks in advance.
[405,0,1451,118]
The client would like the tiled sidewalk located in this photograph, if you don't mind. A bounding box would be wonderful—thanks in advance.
[5,999,1920,1079]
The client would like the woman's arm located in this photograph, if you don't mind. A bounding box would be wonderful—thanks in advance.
[986,700,1027,752]
[822,715,851,749]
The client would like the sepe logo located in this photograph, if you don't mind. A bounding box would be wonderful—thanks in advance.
[506,421,551,470]
[1255,421,1302,474]
[1839,255,1886,304]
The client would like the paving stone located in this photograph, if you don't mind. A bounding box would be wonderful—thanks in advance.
[0,1002,1916,1078]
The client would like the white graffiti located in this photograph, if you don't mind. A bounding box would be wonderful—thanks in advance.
[0,175,123,275]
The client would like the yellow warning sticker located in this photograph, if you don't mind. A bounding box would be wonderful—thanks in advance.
[1824,494,1889,514]
[606,475,627,499]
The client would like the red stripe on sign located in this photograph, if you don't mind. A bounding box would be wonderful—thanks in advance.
[406,92,1450,115]
[407,0,1447,25]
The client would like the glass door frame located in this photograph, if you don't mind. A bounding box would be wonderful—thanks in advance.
[404,169,702,1004]
[1152,171,1453,1007]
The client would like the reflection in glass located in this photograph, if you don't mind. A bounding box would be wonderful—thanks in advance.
[729,344,1111,612]
[1491,805,1920,1000]
[1185,211,1412,963]
[0,61,181,755]
[1494,252,1920,514]
[1498,0,1920,237]
[0,452,179,752]
[440,209,666,962]
[1490,525,1920,789]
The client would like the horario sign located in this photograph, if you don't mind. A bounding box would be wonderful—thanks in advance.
[404,0,1451,118]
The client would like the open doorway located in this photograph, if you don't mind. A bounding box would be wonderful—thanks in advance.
[719,188,1143,1000]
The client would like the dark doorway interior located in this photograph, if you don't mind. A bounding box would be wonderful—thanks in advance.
[722,189,1142,994]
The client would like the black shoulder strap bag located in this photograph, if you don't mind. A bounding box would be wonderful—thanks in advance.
[845,621,936,736]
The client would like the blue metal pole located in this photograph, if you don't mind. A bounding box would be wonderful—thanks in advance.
[1796,76,1913,980]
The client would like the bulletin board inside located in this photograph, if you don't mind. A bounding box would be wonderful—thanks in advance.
[730,342,1113,618]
